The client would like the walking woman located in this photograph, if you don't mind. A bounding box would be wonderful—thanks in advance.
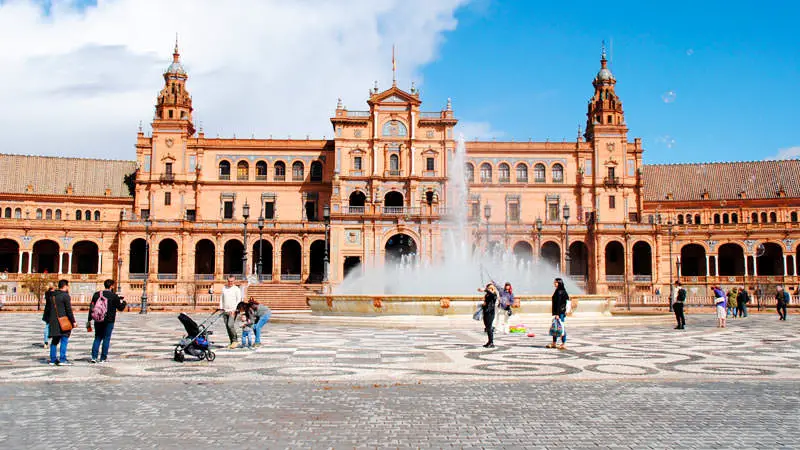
[548,278,569,350]
[492,281,515,334]
[480,283,498,348]
[712,285,727,328]
[42,279,76,366]
[247,297,272,347]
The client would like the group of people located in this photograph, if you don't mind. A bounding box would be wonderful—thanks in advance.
[219,275,272,349]
[42,279,126,365]
[672,282,792,329]
[477,277,570,350]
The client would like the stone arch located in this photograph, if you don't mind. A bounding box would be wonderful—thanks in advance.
[308,239,326,282]
[349,190,367,207]
[718,242,745,276]
[32,239,59,273]
[605,241,625,276]
[157,238,178,274]
[757,242,783,276]
[384,191,404,208]
[280,239,302,275]
[251,239,273,276]
[540,241,560,268]
[223,239,244,275]
[680,243,707,277]
[129,238,147,274]
[0,238,20,272]
[512,241,533,263]
[632,241,652,276]
[194,239,215,275]
[218,160,231,179]
[569,241,589,278]
[384,233,417,264]
[310,160,323,182]
[71,240,99,274]
[255,160,268,180]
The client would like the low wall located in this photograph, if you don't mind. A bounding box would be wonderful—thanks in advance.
[307,294,616,316]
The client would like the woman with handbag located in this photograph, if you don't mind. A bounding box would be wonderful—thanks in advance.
[479,283,498,348]
[547,278,569,350]
[42,279,76,366]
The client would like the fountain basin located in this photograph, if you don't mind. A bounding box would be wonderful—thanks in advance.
[307,295,615,316]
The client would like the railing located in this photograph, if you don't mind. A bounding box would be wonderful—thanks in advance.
[534,177,545,183]
[420,111,443,118]
[307,274,324,284]
[517,177,528,183]
[292,175,304,181]
[281,274,302,281]
[382,206,422,215]
[224,274,246,280]
[423,170,437,177]
[604,176,620,186]
[258,274,273,282]
[632,275,652,282]
[274,174,285,181]
[129,273,146,280]
[194,274,215,281]
[606,275,625,283]
[387,170,401,177]
[350,170,364,177]
[480,177,491,184]
[219,174,230,180]
[159,173,175,182]
[157,274,178,281]
[345,110,371,117]
[255,175,267,181]
[498,177,510,183]
[346,206,365,215]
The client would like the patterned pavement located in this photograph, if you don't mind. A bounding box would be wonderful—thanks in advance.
[0,312,798,382]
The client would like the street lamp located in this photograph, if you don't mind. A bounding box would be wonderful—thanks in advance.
[323,204,330,283]
[257,214,264,280]
[668,219,674,312]
[140,214,152,314]
[484,203,492,253]
[241,201,250,278]
[535,217,543,259]
[563,203,571,276]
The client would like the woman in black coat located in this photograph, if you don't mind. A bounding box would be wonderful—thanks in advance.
[547,278,569,350]
[42,284,76,365]
[481,283,498,348]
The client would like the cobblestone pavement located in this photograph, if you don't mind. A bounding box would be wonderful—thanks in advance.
[1,313,799,449]
[0,380,798,449]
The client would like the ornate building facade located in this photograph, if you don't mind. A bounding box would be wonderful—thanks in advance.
[1,43,798,307]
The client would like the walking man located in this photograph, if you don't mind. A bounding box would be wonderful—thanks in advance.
[43,279,76,366]
[673,281,687,329]
[776,285,789,321]
[221,276,242,348]
[87,279,127,363]
[737,286,749,318]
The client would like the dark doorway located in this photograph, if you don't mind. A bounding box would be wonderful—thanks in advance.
[385,233,417,264]
[71,241,99,274]
[195,239,216,275]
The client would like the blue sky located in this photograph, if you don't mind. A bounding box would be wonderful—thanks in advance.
[421,1,800,164]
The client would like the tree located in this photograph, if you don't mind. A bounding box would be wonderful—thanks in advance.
[21,273,57,311]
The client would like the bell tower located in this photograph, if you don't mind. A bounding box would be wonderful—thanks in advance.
[584,43,625,140]
[153,37,195,135]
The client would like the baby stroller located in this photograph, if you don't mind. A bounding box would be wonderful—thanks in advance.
[174,309,224,362]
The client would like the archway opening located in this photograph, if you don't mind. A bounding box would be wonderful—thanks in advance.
[280,240,302,276]
[632,241,652,276]
[385,233,417,265]
[309,240,326,283]
[157,239,178,274]
[343,256,362,278]
[0,239,20,273]
[718,243,745,276]
[512,241,533,263]
[32,240,59,273]
[251,240,273,278]
[223,240,244,276]
[680,244,707,277]
[756,243,784,276]
[384,191,404,208]
[605,241,625,276]
[540,241,560,269]
[129,239,147,275]
[194,240,216,275]
[569,241,589,278]
[349,191,366,208]
[71,241,99,274]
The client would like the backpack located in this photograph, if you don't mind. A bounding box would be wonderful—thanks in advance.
[91,290,109,322]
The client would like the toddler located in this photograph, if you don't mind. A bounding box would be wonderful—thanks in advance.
[239,313,254,348]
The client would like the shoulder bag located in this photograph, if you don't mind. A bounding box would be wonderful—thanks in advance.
[52,294,73,332]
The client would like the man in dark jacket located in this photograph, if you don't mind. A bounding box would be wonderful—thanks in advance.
[737,286,749,318]
[673,281,687,329]
[87,279,127,363]
[42,279,76,366]
[776,285,789,321]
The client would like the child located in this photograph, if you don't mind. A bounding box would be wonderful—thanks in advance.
[239,311,254,349]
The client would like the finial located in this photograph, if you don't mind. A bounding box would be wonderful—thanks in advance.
[410,81,416,93]
[138,120,143,133]
[173,33,180,63]
[446,97,452,111]
[392,44,397,86]
[601,40,607,61]
[336,97,343,109]
[577,124,582,138]
[199,121,203,133]
[373,80,378,93]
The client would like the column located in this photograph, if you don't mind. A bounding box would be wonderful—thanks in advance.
[57,252,63,274]
[783,254,788,276]
[67,252,72,275]
[705,255,710,276]
[752,252,758,276]
[714,255,719,277]
[97,251,102,275]
[18,251,23,273]
[744,256,749,277]
[28,253,33,273]
[301,235,310,280]
[676,257,681,277]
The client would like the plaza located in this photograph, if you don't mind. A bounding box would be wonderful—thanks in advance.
[1,312,798,448]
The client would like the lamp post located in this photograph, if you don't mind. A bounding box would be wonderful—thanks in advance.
[323,204,330,283]
[241,202,250,278]
[483,203,492,253]
[563,203,571,276]
[535,217,543,260]
[667,219,674,312]
[140,215,152,314]
[117,257,123,294]
[257,214,264,280]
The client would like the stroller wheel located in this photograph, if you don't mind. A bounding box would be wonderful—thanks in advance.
[206,351,216,362]
[197,351,206,361]
[173,348,185,363]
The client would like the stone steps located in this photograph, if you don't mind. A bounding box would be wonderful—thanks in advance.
[244,284,319,310]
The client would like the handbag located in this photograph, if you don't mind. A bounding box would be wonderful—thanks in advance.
[472,305,483,321]
[51,295,73,332]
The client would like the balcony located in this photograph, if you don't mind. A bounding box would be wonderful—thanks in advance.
[632,275,652,283]
[606,275,625,283]
[274,174,285,181]
[498,177,510,184]
[480,177,492,184]
[258,274,273,282]
[194,274,215,281]
[159,173,175,183]
[604,176,621,187]
[130,273,146,280]
[218,174,230,181]
[157,273,178,281]
[346,206,365,215]
[386,170,401,177]
[281,274,302,281]
[423,170,437,177]
[255,174,267,181]
[517,177,528,184]
[350,170,364,177]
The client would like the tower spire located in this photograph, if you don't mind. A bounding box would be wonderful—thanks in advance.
[173,33,180,63]
[392,44,397,86]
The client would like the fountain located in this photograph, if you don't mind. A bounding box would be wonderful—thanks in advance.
[308,136,615,316]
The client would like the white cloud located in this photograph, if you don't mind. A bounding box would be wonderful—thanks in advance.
[766,146,800,160]
[0,0,468,159]
[455,121,505,141]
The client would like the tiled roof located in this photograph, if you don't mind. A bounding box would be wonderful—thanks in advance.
[0,154,136,197]
[642,160,800,202]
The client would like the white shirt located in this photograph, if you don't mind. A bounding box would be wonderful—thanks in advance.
[220,285,242,312]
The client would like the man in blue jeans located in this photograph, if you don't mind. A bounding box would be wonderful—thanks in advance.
[87,279,127,363]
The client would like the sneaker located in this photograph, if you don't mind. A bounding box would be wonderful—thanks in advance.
[98,359,107,364]
[59,360,74,366]
[486,344,495,348]
[48,361,58,366]
[90,359,98,364]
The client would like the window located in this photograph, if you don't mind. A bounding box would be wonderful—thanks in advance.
[185,209,196,222]
[165,192,172,206]
[685,214,692,224]
[55,209,61,220]
[305,201,317,221]
[628,212,639,222]
[219,161,231,180]
[677,215,684,225]
[143,155,151,172]
[552,164,564,183]
[141,209,150,220]
[723,213,729,224]
[3,207,10,218]
[534,163,546,182]
[274,161,286,180]
[168,109,173,119]
[508,203,520,222]
[35,209,42,219]
[480,163,492,183]
[76,210,82,220]
[470,202,480,220]
[165,162,173,175]
[381,120,408,137]
[760,212,767,223]
[548,203,559,222]
[584,159,592,176]
[85,210,91,221]
[237,161,249,181]
[426,157,435,171]
[609,196,616,209]
[695,214,701,224]
[607,167,615,179]
[45,209,52,220]
[223,201,234,219]
[516,164,528,183]
[189,155,197,172]
[292,161,304,181]
[751,212,758,223]
[792,212,798,222]
[627,159,635,177]
[465,163,474,182]
[498,163,510,183]
[94,211,100,221]
[714,214,720,224]
[770,212,777,223]
[732,213,738,223]
[264,201,275,219]
[354,157,363,171]
[255,161,267,180]
[14,208,21,219]
[310,161,323,182]
[389,154,400,173]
